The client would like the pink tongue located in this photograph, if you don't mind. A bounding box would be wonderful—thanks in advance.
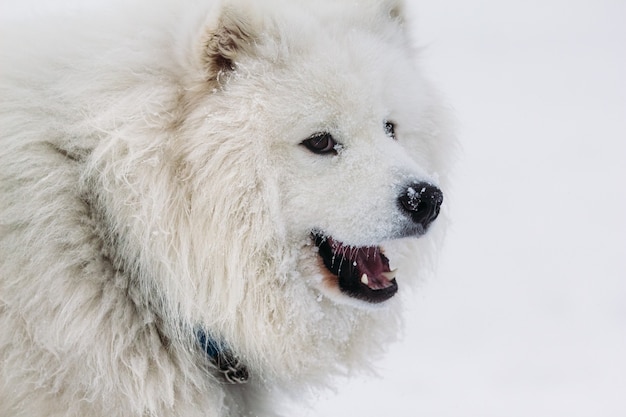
[354,248,393,290]
[329,239,393,290]
[354,247,385,275]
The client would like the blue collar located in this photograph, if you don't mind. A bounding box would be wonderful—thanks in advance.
[196,328,249,384]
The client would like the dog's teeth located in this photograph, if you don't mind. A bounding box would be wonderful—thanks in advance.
[381,270,397,280]
[361,274,369,285]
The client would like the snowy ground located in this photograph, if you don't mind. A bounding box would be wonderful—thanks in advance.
[313,1,626,416]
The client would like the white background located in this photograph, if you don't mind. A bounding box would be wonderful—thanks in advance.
[315,1,626,416]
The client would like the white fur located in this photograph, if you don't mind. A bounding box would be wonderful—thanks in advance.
[0,0,454,416]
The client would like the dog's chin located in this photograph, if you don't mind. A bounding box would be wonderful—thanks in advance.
[311,233,399,307]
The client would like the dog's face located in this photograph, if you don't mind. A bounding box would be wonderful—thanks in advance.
[268,38,445,306]
[218,5,447,307]
[180,0,450,312]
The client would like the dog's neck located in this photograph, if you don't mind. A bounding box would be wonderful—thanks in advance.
[196,328,249,384]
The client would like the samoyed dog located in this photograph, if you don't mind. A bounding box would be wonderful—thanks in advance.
[0,0,453,415]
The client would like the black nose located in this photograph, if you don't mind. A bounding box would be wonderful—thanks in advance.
[398,182,443,232]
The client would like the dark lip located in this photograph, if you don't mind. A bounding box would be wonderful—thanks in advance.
[313,233,398,304]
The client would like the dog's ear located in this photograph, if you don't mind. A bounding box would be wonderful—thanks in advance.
[373,0,414,48]
[356,0,406,25]
[354,0,410,39]
[383,0,406,23]
[199,6,259,87]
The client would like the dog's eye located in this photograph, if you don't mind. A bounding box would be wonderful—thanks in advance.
[384,120,396,139]
[301,133,338,155]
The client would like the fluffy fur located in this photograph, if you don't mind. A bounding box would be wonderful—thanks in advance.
[0,0,454,415]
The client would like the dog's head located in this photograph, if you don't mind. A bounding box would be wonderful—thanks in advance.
[178,0,452,308]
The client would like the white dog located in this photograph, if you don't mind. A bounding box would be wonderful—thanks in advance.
[0,0,453,415]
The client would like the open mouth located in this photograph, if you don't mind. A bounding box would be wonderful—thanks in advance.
[313,233,398,304]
